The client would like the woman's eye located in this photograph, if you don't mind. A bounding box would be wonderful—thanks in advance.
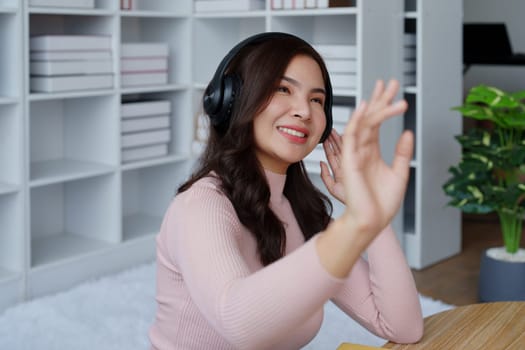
[311,97,324,105]
[277,86,290,93]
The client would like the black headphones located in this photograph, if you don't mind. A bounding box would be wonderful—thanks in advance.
[202,32,333,143]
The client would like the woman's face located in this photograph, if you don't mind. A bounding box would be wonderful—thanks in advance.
[253,54,327,174]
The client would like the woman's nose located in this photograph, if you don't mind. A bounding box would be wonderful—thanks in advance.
[292,96,311,120]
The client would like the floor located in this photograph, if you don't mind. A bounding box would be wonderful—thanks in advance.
[411,213,524,306]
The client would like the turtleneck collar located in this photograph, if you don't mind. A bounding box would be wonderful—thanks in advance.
[264,168,287,204]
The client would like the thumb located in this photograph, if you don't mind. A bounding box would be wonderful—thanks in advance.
[391,130,414,181]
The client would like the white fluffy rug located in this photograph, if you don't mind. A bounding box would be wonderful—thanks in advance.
[0,262,454,350]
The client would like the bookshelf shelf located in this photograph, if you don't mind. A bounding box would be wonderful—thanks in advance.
[29,159,115,187]
[28,7,115,16]
[0,183,19,196]
[31,233,114,268]
[0,0,462,311]
[270,7,357,16]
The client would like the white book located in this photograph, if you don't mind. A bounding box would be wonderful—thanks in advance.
[121,72,168,87]
[305,0,316,8]
[314,44,357,59]
[29,0,94,8]
[295,0,305,9]
[121,58,168,73]
[30,74,113,92]
[30,60,113,76]
[324,58,357,73]
[122,144,168,163]
[305,146,326,163]
[121,43,169,58]
[330,72,357,88]
[272,0,283,9]
[194,0,265,12]
[30,35,112,51]
[331,105,352,123]
[30,50,112,61]
[121,115,170,133]
[283,0,293,9]
[121,100,171,118]
[121,129,171,148]
[332,121,346,133]
[317,0,328,8]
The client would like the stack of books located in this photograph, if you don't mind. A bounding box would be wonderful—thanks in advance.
[121,100,171,163]
[403,33,417,86]
[314,44,357,95]
[30,35,113,93]
[120,43,169,88]
[194,0,265,12]
[29,0,95,8]
[271,0,352,10]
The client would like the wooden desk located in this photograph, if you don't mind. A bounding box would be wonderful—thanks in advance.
[383,302,525,349]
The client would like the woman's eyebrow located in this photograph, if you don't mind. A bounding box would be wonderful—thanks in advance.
[282,76,326,95]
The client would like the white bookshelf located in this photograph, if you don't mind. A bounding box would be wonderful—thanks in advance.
[0,0,462,311]
[400,0,462,269]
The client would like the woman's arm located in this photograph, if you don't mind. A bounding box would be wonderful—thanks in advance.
[331,226,423,343]
[316,80,423,342]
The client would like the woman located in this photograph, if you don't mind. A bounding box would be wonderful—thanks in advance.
[149,32,423,349]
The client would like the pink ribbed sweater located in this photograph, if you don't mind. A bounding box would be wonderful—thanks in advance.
[149,170,423,349]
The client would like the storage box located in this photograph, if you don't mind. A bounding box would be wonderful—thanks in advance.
[324,58,357,73]
[329,73,357,89]
[30,35,112,51]
[30,60,113,76]
[121,115,170,133]
[30,50,112,61]
[121,72,168,87]
[120,58,168,73]
[29,0,95,8]
[332,105,353,123]
[30,74,113,92]
[314,44,357,59]
[121,100,171,118]
[121,129,171,148]
[121,144,168,163]
[121,43,169,58]
[194,0,265,12]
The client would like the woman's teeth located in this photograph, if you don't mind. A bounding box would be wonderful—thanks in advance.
[278,127,306,138]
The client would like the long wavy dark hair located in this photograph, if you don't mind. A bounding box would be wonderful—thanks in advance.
[179,35,333,266]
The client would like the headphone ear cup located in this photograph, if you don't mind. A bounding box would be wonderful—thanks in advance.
[206,74,241,130]
[203,82,222,122]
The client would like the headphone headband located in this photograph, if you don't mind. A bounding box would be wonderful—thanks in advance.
[203,32,333,143]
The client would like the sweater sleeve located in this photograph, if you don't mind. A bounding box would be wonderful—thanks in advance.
[330,226,424,344]
[164,182,344,349]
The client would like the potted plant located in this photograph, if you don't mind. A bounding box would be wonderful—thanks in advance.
[443,84,525,302]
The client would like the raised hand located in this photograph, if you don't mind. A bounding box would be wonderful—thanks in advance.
[324,80,413,240]
[320,129,346,203]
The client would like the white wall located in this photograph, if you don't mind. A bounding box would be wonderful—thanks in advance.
[463,0,525,93]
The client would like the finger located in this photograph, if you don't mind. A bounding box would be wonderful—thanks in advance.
[391,130,414,181]
[368,79,401,115]
[368,98,408,126]
[323,138,340,170]
[369,79,385,103]
[330,129,343,155]
[320,161,336,188]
